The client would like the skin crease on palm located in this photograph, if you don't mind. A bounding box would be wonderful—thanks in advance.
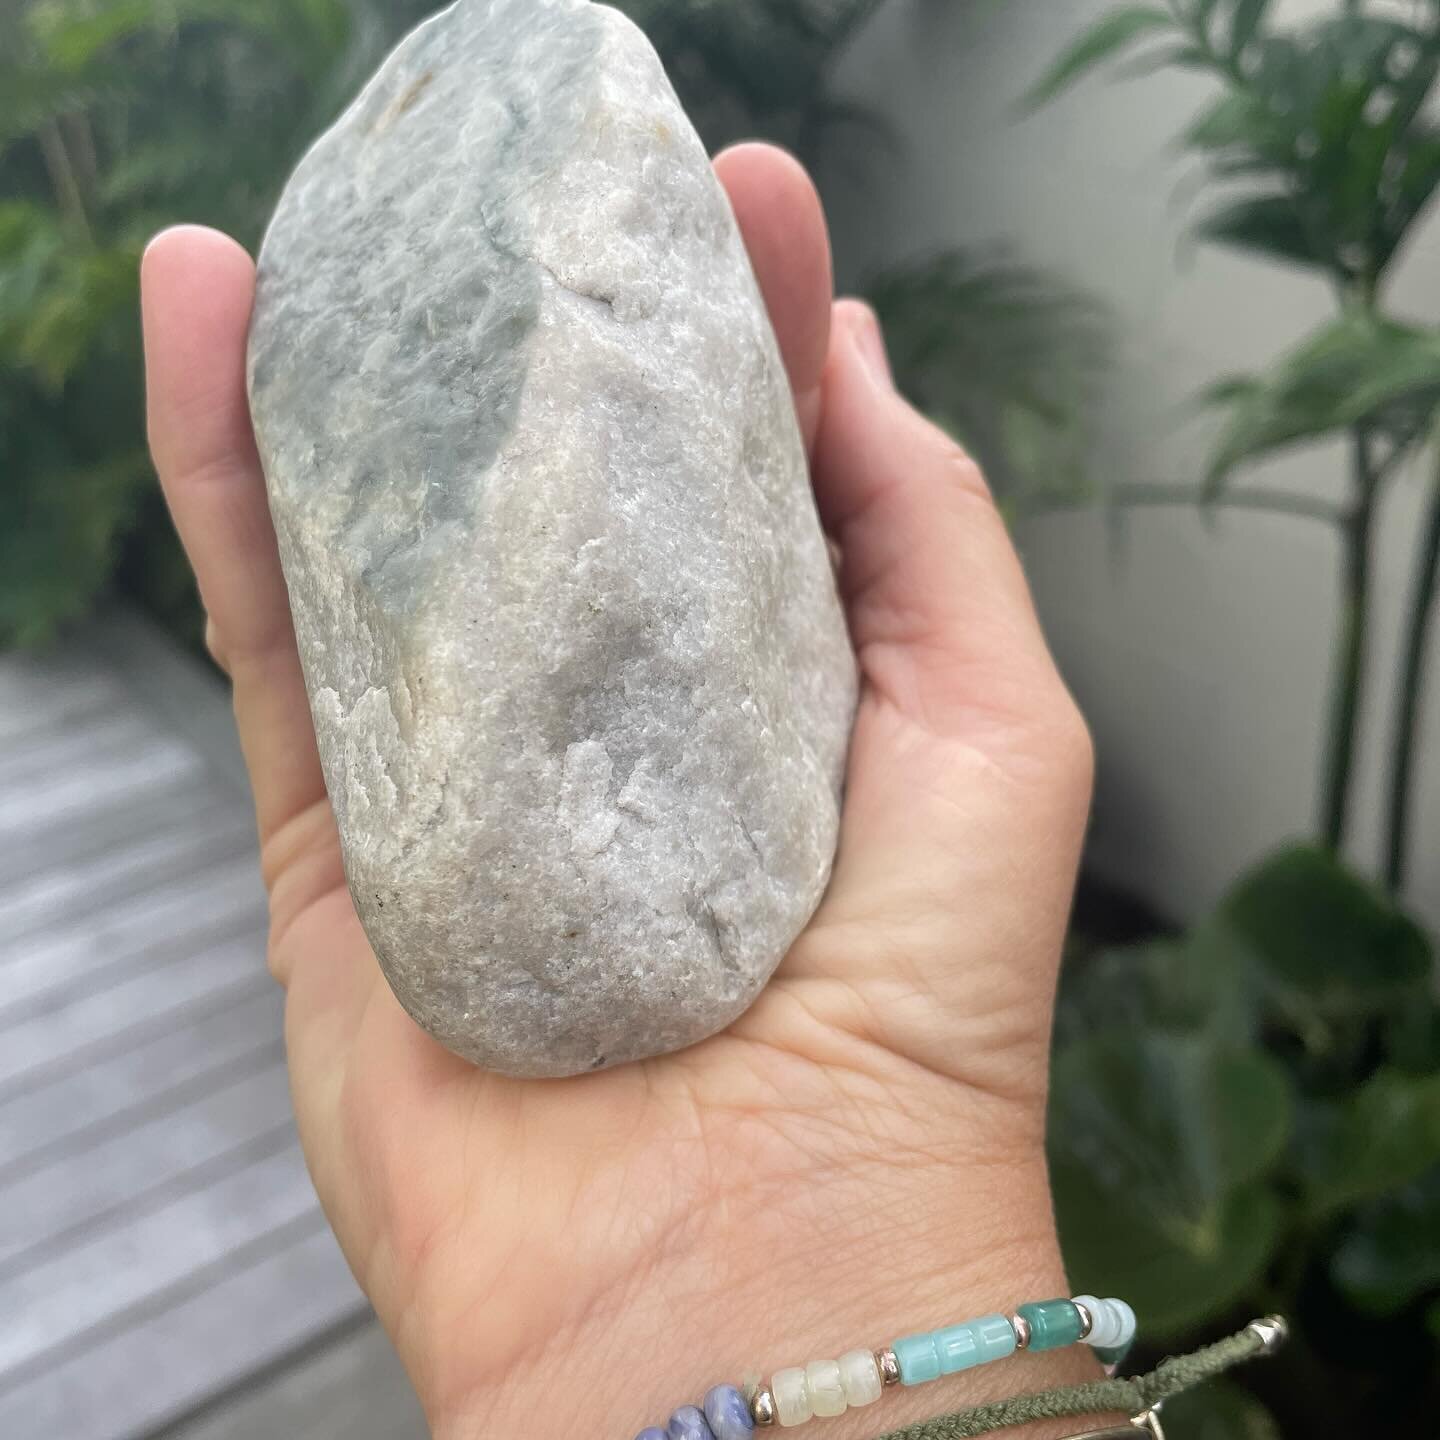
[140,144,1116,1440]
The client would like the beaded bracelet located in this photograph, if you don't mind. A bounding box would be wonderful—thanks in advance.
[633,1294,1137,1439]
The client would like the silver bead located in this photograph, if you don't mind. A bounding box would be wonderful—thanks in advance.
[875,1347,901,1387]
[751,1386,777,1427]
[1010,1312,1032,1351]
[1073,1299,1094,1341]
[1246,1315,1289,1354]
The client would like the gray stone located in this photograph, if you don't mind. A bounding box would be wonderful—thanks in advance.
[247,0,857,1077]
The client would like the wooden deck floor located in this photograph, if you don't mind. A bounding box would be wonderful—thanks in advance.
[0,616,426,1440]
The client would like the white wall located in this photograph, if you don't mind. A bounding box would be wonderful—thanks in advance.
[830,0,1440,926]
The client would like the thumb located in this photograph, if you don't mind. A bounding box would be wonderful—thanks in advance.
[789,303,1094,1102]
[813,300,1068,745]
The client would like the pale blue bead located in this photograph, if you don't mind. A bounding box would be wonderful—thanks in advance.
[894,1331,942,1385]
[934,1314,1017,1374]
[635,1430,669,1440]
[703,1385,755,1440]
[668,1405,716,1440]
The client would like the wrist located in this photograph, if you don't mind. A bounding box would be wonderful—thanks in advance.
[427,1135,1117,1440]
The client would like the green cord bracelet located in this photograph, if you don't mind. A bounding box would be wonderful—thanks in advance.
[872,1315,1288,1440]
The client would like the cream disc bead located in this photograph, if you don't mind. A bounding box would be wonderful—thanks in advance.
[838,1349,883,1407]
[772,1367,813,1428]
[1073,1295,1122,1348]
[805,1360,846,1419]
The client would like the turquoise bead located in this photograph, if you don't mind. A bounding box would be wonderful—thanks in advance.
[893,1331,942,1385]
[1018,1299,1084,1352]
[934,1314,1017,1373]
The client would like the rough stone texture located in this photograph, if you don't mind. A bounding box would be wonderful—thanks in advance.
[247,0,857,1077]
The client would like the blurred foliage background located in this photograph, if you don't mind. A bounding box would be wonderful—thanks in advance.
[4,0,1440,1435]
[0,0,1104,651]
[1036,2,1440,1435]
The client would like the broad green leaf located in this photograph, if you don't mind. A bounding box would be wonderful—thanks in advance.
[1055,1163,1283,1339]
[1296,1069,1440,1220]
[1204,316,1440,491]
[1221,845,1433,1047]
[1026,7,1176,107]
[1385,999,1440,1076]
[1331,1169,1440,1315]
[1050,1033,1290,1337]
[1056,917,1258,1049]
[1160,1376,1282,1440]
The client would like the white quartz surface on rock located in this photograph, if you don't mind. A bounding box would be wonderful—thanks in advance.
[248,0,857,1076]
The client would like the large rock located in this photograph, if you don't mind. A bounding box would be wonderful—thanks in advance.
[247,0,857,1077]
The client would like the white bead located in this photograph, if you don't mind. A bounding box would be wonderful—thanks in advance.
[1074,1296,1135,1349]
[1073,1295,1119,1347]
[772,1367,812,1428]
[838,1349,883,1408]
[1108,1297,1137,1349]
[806,1359,846,1419]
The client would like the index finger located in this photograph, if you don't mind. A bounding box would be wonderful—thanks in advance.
[141,225,325,843]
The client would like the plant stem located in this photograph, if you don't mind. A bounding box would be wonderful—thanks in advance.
[1030,481,1344,526]
[1320,430,1378,853]
[1383,442,1440,892]
[36,120,93,245]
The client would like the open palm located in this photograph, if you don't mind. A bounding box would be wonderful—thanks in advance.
[142,145,1098,1440]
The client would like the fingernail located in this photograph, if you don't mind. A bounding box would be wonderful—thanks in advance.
[852,305,894,390]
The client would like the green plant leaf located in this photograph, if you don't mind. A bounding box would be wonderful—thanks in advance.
[1055,1163,1284,1340]
[1183,92,1285,155]
[1331,1169,1440,1316]
[0,446,151,648]
[28,0,176,74]
[1160,1375,1282,1440]
[865,249,1109,509]
[1221,845,1433,1032]
[1226,0,1273,58]
[1296,1069,1440,1221]
[1056,917,1259,1050]
[1204,316,1440,491]
[1026,7,1176,107]
[1050,1033,1290,1338]
[1194,194,1325,272]
[17,244,141,391]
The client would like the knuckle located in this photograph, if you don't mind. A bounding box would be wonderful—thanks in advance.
[1047,690,1096,796]
[937,440,995,508]
[204,619,232,677]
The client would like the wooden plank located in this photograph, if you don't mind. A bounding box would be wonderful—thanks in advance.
[2,800,255,945]
[0,840,264,996]
[81,611,250,798]
[0,1140,322,1382]
[0,860,268,1027]
[0,935,270,1097]
[164,1318,428,1440]
[0,988,284,1173]
[0,773,237,891]
[0,1224,366,1440]
[0,734,203,841]
[0,708,156,791]
[0,653,125,745]
[0,1057,292,1272]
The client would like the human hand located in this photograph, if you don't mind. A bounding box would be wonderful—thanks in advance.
[141,143,1099,1439]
